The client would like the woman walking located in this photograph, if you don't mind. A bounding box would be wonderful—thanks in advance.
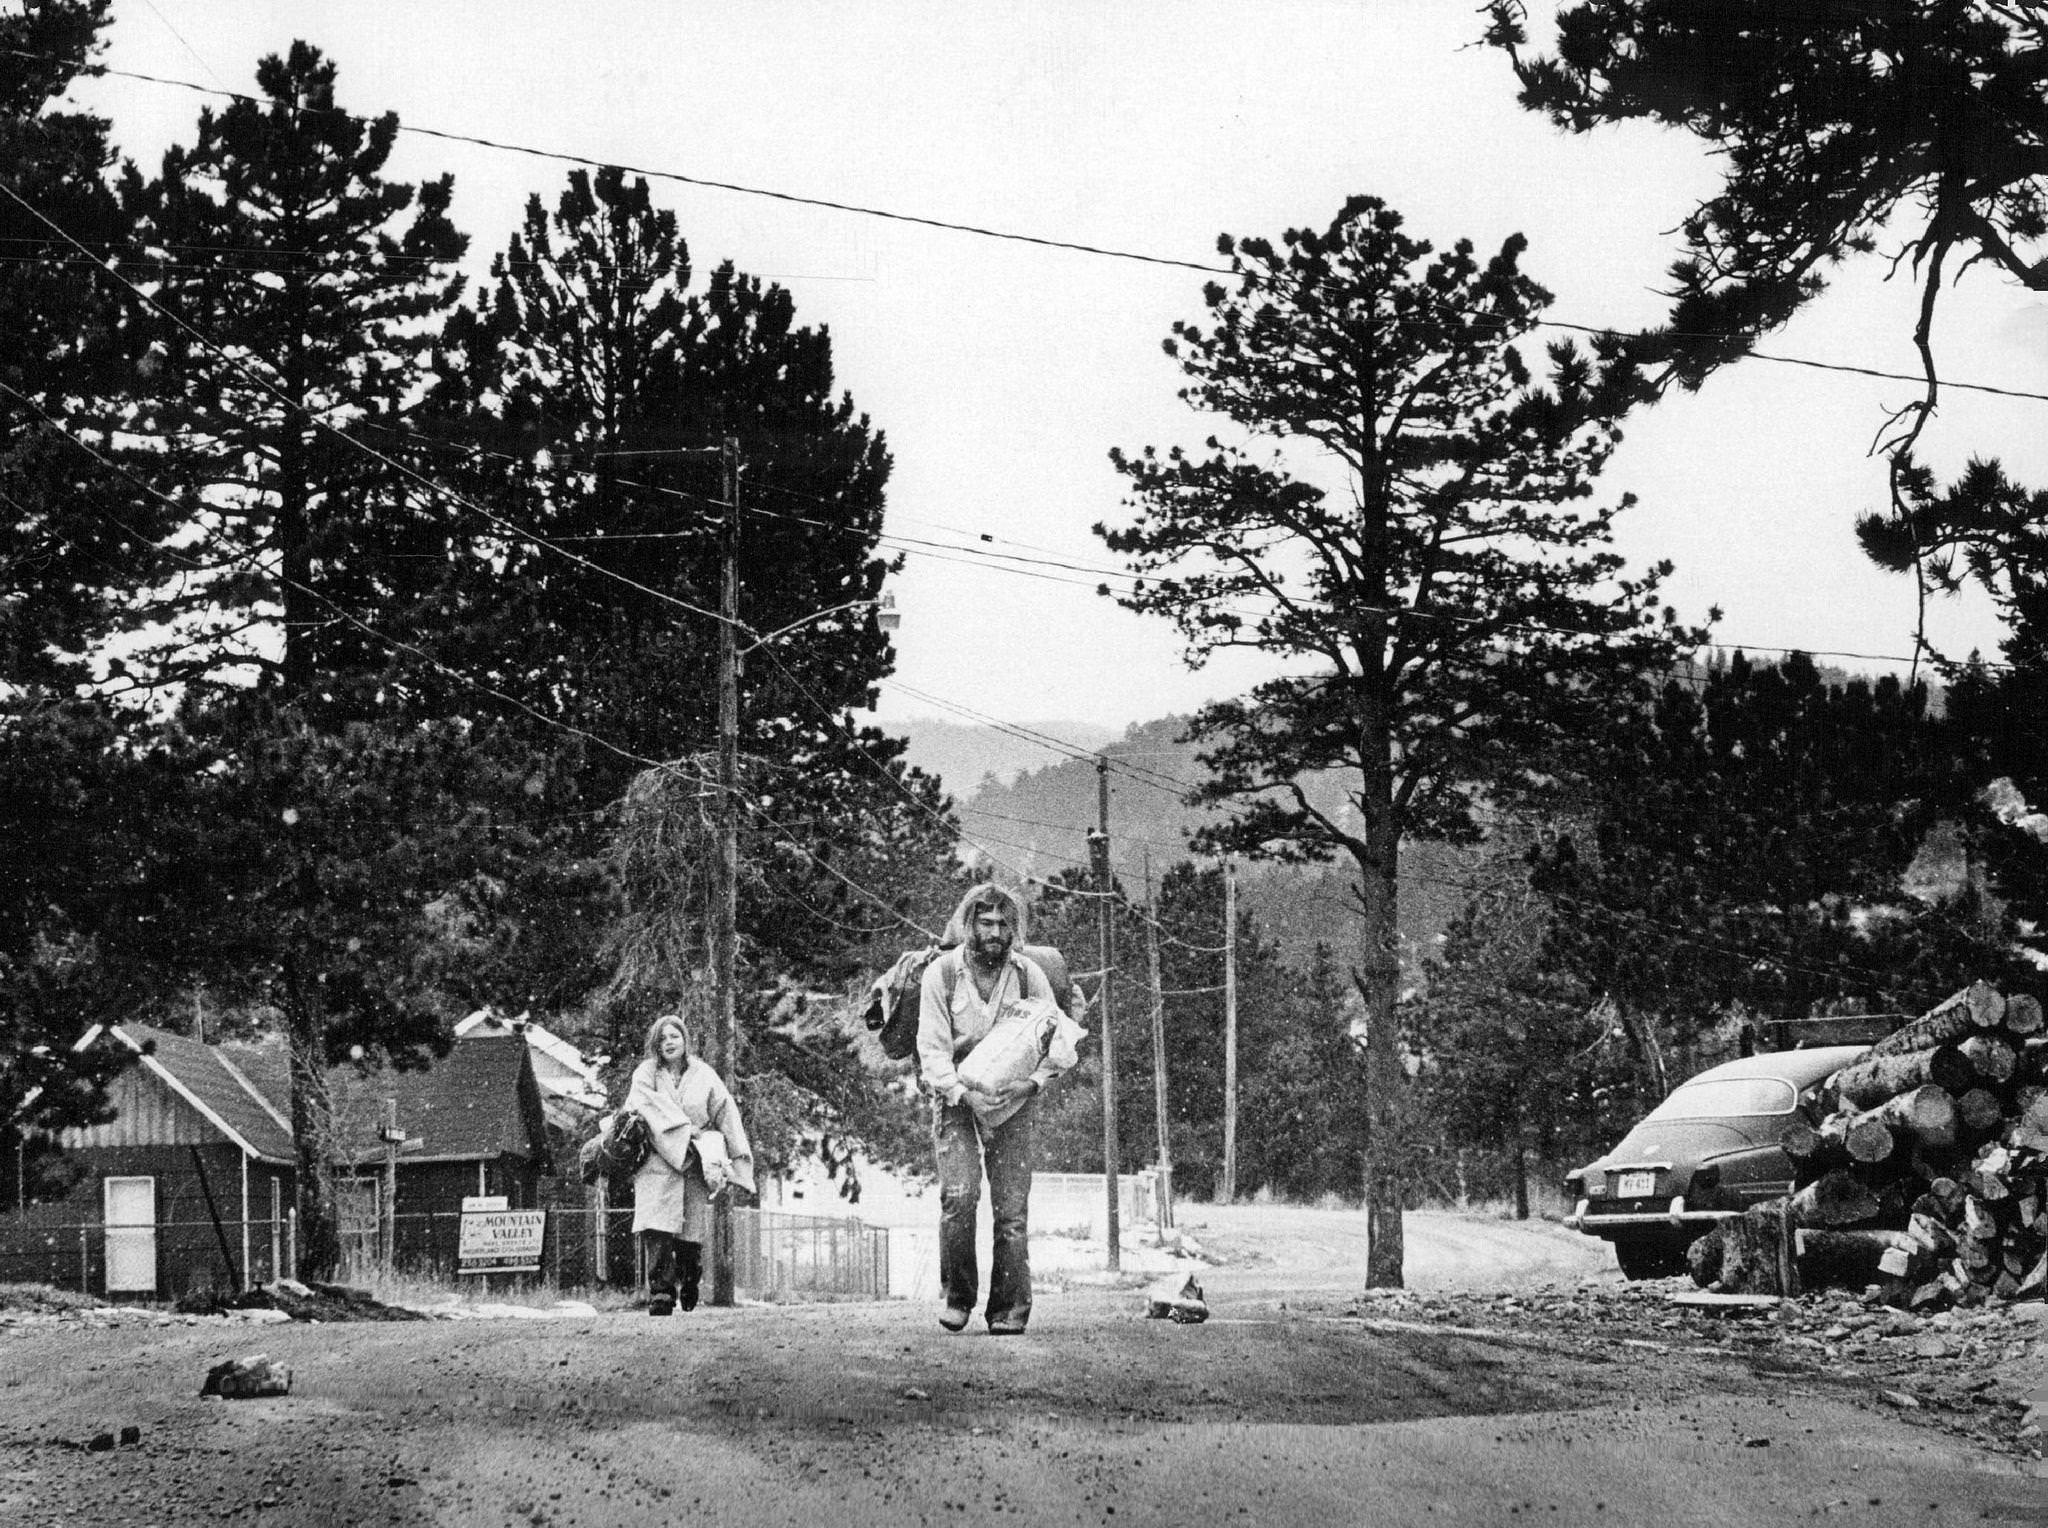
[627,1013,754,1314]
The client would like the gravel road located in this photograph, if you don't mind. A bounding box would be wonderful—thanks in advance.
[3,1210,2042,1527]
[1182,1203,1616,1303]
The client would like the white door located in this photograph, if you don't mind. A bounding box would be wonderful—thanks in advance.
[103,1176,156,1294]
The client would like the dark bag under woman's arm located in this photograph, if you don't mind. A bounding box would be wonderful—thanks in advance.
[598,1110,653,1176]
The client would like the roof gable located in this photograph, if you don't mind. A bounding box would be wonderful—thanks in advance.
[327,1037,548,1166]
[94,1024,297,1163]
[64,1027,549,1169]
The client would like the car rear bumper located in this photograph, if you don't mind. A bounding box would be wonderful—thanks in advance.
[1563,1196,1740,1233]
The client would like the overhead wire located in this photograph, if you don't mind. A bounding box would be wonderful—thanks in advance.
[35,50,1228,278]
[0,378,687,773]
[10,55,2022,997]
[0,185,963,932]
[20,353,1982,1002]
[18,44,2048,407]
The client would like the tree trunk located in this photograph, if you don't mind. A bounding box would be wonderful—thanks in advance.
[1354,813,1404,1288]
[1856,1084,1959,1151]
[1814,1110,1895,1166]
[1956,1035,2016,1085]
[1512,1135,1529,1221]
[1786,1169,1882,1228]
[1794,1227,1919,1287]
[2004,993,2044,1036]
[1829,1046,1971,1110]
[282,960,340,1281]
[1869,982,2004,1057]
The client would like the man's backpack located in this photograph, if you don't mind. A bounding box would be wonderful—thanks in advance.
[862,942,1081,1063]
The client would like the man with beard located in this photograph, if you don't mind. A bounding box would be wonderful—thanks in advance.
[917,882,1060,1335]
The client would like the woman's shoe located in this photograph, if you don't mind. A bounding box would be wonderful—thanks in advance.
[938,1307,971,1332]
[678,1283,700,1313]
[649,1292,676,1317]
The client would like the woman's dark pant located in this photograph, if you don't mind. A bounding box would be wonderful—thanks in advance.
[933,1095,1034,1329]
[642,1231,703,1308]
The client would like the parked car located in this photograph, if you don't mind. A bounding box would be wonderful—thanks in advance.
[1563,1044,1869,1279]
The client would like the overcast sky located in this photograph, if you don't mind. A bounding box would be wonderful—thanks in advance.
[72,1,2043,739]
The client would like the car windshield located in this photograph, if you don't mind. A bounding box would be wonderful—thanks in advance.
[1644,1076,1798,1121]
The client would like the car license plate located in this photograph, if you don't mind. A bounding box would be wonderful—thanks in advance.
[1615,1171,1657,1199]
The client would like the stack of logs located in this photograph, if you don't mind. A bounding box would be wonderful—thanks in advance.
[1689,981,2048,1307]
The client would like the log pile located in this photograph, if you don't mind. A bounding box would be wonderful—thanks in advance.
[1689,981,2048,1308]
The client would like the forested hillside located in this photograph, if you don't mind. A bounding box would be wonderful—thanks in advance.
[955,713,1475,973]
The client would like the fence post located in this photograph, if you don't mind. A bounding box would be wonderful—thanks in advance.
[286,1208,297,1282]
[78,1225,89,1295]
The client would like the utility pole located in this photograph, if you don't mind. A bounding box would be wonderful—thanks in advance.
[1090,757,1119,1270]
[1221,856,1239,1204]
[710,433,741,1308]
[1143,853,1172,1235]
[380,1097,401,1268]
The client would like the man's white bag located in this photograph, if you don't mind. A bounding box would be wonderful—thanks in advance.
[957,996,1088,1125]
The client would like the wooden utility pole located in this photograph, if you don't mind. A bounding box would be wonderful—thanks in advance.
[380,1097,400,1268]
[1221,856,1239,1204]
[1143,853,1172,1235]
[1091,757,1120,1270]
[710,434,741,1308]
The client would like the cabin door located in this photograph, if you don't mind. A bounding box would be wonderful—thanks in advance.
[103,1176,157,1294]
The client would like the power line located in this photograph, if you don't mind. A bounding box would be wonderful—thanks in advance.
[36,50,1227,278]
[0,180,740,642]
[4,166,2002,679]
[0,379,689,773]
[5,80,2014,994]
[18,374,1979,999]
[25,46,2048,407]
[743,477,2006,677]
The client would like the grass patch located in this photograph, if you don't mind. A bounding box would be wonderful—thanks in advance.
[0,1281,105,1314]
[332,1263,641,1314]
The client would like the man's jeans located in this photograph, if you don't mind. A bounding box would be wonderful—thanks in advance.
[933,1094,1034,1329]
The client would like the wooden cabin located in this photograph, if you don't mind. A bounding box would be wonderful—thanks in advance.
[0,1026,552,1298]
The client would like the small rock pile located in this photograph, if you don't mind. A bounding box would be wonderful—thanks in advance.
[1689,981,2047,1310]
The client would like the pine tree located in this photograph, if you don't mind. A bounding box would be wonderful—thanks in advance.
[1103,196,1694,1284]
[1487,1,2048,620]
[113,40,466,704]
[0,0,150,693]
[0,1,161,1181]
[435,168,956,1164]
[88,42,486,1276]
[1527,652,2019,1065]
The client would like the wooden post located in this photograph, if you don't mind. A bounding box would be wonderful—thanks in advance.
[710,434,742,1307]
[1092,758,1120,1271]
[381,1097,399,1269]
[1144,853,1173,1235]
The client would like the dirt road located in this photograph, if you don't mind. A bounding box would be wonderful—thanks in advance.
[1183,1203,1615,1302]
[3,1212,2042,1527]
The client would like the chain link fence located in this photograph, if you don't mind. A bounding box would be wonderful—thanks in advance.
[3,1204,890,1303]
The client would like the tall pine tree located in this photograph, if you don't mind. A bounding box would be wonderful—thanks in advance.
[1103,196,1694,1284]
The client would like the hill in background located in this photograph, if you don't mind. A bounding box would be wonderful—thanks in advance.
[893,716,1120,800]
[906,712,1476,973]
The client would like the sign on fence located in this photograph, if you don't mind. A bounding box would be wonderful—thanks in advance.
[457,1200,545,1275]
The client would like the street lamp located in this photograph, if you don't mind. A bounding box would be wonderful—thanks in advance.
[740,592,900,652]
